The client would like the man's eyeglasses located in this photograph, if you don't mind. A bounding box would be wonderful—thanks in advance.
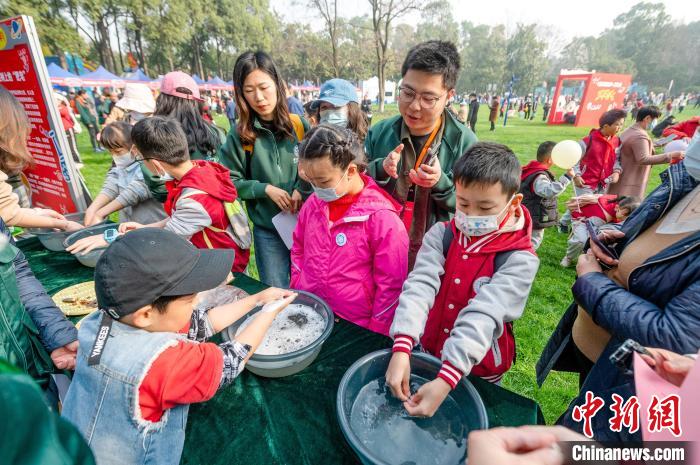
[398,86,446,109]
[127,148,158,167]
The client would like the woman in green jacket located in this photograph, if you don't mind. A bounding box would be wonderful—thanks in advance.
[219,51,309,287]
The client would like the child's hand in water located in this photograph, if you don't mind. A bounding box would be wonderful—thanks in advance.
[66,234,108,255]
[403,377,451,418]
[385,352,411,401]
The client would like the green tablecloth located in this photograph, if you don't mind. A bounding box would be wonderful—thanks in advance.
[20,238,544,465]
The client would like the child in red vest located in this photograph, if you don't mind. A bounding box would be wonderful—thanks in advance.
[71,117,250,272]
[572,109,627,194]
[385,142,540,418]
[560,194,640,268]
[520,141,574,249]
[125,117,250,272]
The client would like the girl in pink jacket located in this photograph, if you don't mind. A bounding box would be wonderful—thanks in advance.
[292,125,409,336]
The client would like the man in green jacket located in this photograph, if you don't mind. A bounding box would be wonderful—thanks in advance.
[75,89,104,152]
[365,40,477,267]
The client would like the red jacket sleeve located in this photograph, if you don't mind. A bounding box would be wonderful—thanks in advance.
[138,341,224,422]
[662,121,696,139]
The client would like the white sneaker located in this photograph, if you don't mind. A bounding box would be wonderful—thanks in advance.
[560,257,573,268]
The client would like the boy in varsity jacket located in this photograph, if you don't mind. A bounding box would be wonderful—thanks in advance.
[520,141,574,249]
[385,142,540,418]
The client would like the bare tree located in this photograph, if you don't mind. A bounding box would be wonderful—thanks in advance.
[367,0,424,112]
[308,0,341,77]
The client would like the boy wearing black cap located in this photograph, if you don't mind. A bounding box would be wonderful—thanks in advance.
[62,228,295,465]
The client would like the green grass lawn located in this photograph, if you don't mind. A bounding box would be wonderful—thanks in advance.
[74,105,700,423]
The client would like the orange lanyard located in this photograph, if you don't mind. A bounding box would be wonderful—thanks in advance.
[413,117,442,169]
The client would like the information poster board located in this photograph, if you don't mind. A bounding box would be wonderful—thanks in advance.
[0,15,89,212]
[548,71,631,128]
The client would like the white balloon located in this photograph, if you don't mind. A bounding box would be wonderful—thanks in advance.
[664,139,688,154]
[551,140,583,169]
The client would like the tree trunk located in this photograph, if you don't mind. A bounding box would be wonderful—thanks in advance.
[377,58,385,113]
[114,15,125,72]
[132,14,149,75]
[95,17,115,72]
[331,36,339,77]
[216,42,223,77]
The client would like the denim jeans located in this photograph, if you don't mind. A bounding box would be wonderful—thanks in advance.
[253,225,290,288]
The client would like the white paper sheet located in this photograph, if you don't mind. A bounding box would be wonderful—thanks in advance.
[271,212,299,250]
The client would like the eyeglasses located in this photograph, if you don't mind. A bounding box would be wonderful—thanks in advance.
[398,86,446,109]
[127,148,158,167]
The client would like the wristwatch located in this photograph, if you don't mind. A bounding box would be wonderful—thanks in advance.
[103,228,119,244]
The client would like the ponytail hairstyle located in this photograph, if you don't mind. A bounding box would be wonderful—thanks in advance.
[299,124,367,172]
[153,92,219,157]
[233,51,294,146]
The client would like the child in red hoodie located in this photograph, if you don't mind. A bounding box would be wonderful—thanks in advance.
[120,116,250,272]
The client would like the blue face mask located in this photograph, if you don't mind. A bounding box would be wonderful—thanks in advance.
[649,119,658,131]
[320,107,348,127]
[312,169,349,202]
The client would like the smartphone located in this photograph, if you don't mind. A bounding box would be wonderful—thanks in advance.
[422,142,441,167]
[586,221,619,260]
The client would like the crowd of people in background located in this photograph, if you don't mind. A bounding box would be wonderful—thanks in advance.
[2,35,700,465]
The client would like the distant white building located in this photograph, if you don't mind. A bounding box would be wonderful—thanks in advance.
[360,77,397,104]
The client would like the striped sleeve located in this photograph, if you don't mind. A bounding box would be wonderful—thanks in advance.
[437,360,463,389]
[392,334,415,355]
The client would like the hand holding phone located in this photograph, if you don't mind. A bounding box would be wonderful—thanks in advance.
[586,221,619,261]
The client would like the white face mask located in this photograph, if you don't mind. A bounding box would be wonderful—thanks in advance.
[112,152,134,169]
[151,161,174,181]
[320,107,348,127]
[312,168,349,202]
[455,197,514,237]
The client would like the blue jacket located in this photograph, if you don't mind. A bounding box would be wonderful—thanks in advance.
[537,161,700,441]
[537,161,700,386]
[225,99,237,121]
[1,220,77,352]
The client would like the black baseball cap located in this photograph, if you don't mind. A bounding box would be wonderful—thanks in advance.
[88,228,234,366]
[95,228,234,319]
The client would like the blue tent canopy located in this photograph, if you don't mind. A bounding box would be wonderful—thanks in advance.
[47,62,79,79]
[80,65,122,81]
[192,74,205,85]
[124,68,152,82]
[207,76,228,86]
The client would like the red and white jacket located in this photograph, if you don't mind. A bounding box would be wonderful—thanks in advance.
[163,160,250,273]
[390,207,539,387]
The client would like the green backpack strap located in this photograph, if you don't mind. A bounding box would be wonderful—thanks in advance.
[179,189,252,250]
